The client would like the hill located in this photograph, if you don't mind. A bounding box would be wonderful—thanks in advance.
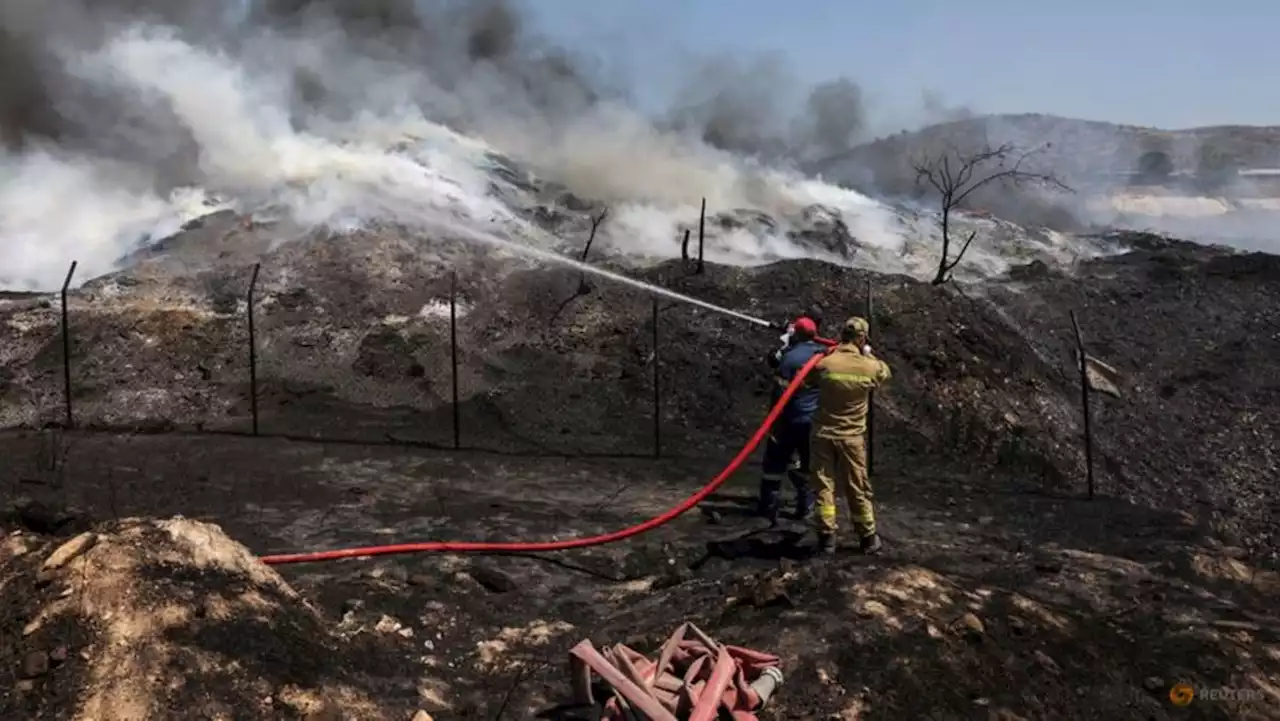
[813,113,1280,194]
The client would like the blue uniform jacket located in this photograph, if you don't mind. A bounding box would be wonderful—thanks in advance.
[771,340,826,425]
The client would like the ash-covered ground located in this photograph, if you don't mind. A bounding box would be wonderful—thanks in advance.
[2,204,1279,718]
[4,6,1279,719]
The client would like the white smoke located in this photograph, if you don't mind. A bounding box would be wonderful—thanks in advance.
[0,18,1091,292]
[0,144,225,290]
[0,21,890,290]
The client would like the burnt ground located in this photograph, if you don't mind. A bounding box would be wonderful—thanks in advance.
[0,223,1276,560]
[1,433,1278,720]
[1,221,1279,718]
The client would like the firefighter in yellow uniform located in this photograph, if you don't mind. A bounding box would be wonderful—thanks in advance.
[809,316,891,555]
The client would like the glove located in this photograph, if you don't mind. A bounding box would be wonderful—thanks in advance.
[861,344,873,356]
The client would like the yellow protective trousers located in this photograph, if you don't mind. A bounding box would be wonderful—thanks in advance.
[811,434,875,538]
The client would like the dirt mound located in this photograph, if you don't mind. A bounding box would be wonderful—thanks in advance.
[1,518,419,720]
[980,233,1280,562]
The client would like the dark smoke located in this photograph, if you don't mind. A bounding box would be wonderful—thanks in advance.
[249,0,606,131]
[796,78,866,161]
[0,0,239,189]
[661,54,796,159]
[659,53,870,166]
[920,89,975,124]
[1,0,969,178]
[2,0,986,206]
[0,0,602,151]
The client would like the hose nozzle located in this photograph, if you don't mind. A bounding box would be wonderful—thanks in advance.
[750,666,784,709]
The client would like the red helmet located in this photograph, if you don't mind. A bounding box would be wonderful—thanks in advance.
[792,317,817,336]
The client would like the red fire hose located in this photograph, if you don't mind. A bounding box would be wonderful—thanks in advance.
[259,351,828,566]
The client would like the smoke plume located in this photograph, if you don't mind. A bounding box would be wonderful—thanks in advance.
[0,0,922,291]
[10,0,1222,292]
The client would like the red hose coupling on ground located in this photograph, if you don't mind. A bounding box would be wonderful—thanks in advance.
[569,622,784,720]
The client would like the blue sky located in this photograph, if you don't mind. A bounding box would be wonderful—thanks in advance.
[518,0,1277,131]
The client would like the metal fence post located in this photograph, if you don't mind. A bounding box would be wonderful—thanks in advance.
[247,263,261,436]
[60,261,77,429]
[450,270,461,450]
[1070,310,1095,500]
[865,279,875,475]
[652,295,661,459]
[696,198,706,274]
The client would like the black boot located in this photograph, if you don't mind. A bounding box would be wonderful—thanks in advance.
[791,502,814,523]
[815,532,836,555]
[789,482,814,522]
[859,533,883,555]
[755,481,782,526]
[760,507,779,526]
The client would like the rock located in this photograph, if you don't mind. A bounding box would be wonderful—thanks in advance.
[1143,676,1165,692]
[2,533,34,558]
[748,575,794,608]
[1033,650,1060,675]
[857,600,890,619]
[1033,558,1064,574]
[12,497,80,535]
[19,651,50,679]
[370,565,409,584]
[1221,545,1248,560]
[1007,616,1028,636]
[374,615,403,634]
[42,532,97,571]
[1009,259,1053,280]
[467,565,517,594]
[49,646,68,666]
[951,613,985,642]
[788,204,857,257]
[1082,355,1122,398]
[411,711,435,721]
[653,566,695,591]
[303,701,344,721]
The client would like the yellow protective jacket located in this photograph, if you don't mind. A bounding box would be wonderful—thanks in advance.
[810,343,892,439]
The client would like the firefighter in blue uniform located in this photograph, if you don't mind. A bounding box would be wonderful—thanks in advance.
[756,315,828,524]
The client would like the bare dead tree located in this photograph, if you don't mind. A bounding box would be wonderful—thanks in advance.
[912,142,1070,285]
[550,207,610,327]
[577,208,609,294]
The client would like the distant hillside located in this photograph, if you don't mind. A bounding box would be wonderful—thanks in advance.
[813,113,1280,195]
